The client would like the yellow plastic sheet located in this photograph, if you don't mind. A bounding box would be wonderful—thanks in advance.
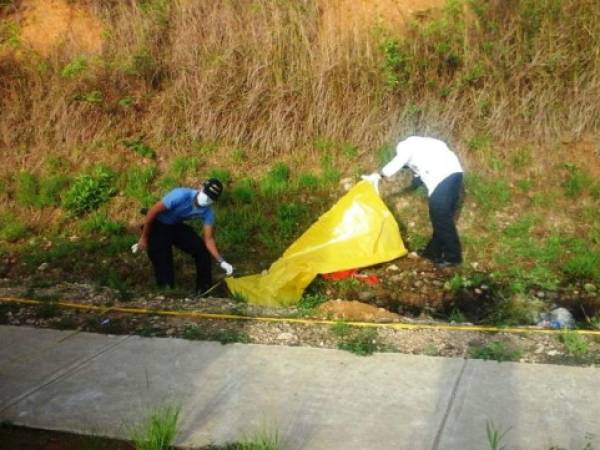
[226,181,407,306]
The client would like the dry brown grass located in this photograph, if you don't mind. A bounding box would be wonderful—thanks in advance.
[1,0,599,172]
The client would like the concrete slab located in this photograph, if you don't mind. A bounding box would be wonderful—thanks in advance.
[437,359,600,450]
[0,326,129,411]
[2,326,600,450]
[0,327,463,449]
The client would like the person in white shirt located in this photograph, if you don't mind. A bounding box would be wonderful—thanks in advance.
[363,136,464,267]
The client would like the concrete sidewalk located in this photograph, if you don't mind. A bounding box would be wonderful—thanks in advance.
[0,326,598,449]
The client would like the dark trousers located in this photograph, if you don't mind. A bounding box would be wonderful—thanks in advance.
[422,172,463,263]
[147,221,212,292]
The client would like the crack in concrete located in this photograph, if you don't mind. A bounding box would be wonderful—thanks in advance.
[0,335,132,414]
[431,358,468,450]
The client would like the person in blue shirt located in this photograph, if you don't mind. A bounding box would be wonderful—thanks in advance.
[136,178,234,293]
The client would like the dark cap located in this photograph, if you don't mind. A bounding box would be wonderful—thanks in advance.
[203,178,223,201]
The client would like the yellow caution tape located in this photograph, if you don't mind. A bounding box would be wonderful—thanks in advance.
[2,296,600,336]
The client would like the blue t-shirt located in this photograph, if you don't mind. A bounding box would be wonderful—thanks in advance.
[157,188,215,226]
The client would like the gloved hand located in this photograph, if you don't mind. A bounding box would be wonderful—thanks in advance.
[220,261,234,276]
[361,172,382,193]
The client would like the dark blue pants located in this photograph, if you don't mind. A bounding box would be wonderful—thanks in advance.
[422,173,463,263]
[147,221,212,291]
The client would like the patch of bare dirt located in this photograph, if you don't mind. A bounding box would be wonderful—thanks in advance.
[18,0,103,56]
[318,299,401,322]
[319,0,444,45]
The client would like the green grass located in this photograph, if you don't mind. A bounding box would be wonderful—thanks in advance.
[208,168,232,184]
[61,56,88,78]
[469,341,522,362]
[232,430,281,450]
[465,174,511,212]
[123,166,157,207]
[260,163,291,196]
[297,292,328,310]
[0,213,27,242]
[168,156,199,180]
[182,324,249,344]
[559,330,589,358]
[486,420,509,450]
[231,178,255,203]
[332,323,380,356]
[130,405,180,450]
[81,212,125,236]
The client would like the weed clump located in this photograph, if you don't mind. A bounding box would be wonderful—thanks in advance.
[469,341,522,362]
[130,404,180,450]
[0,213,27,242]
[63,167,117,216]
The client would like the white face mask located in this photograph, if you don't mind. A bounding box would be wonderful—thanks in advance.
[196,191,213,207]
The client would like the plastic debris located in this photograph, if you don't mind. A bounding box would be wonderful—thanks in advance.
[537,307,575,329]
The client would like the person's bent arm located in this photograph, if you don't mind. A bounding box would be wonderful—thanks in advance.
[203,224,234,275]
[137,201,167,250]
[202,224,222,261]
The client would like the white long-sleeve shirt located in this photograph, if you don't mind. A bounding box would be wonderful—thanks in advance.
[381,136,463,196]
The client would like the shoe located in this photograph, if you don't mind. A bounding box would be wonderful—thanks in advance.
[435,259,460,268]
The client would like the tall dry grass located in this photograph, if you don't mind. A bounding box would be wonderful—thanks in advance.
[0,0,599,169]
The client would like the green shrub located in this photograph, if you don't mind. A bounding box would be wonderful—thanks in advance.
[561,239,600,282]
[75,90,103,104]
[63,167,117,216]
[260,163,291,196]
[298,292,328,310]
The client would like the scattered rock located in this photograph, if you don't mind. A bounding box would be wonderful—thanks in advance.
[358,291,375,301]
[386,264,400,272]
[547,350,561,356]
[166,328,176,336]
[584,283,596,293]
[276,332,294,341]
[37,263,49,272]
[408,252,419,260]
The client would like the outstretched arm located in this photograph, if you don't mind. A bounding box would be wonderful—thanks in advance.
[203,224,234,275]
[137,201,167,251]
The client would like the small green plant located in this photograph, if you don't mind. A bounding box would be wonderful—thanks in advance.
[260,163,291,196]
[76,90,103,104]
[297,292,328,310]
[448,307,466,323]
[61,56,88,78]
[337,327,379,356]
[234,429,281,450]
[332,320,350,338]
[559,330,589,358]
[277,202,307,239]
[469,341,522,362]
[123,139,156,159]
[118,96,134,107]
[130,404,180,450]
[97,269,131,301]
[486,420,509,450]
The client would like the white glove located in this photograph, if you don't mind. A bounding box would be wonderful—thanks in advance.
[220,261,234,276]
[131,243,139,254]
[361,172,382,193]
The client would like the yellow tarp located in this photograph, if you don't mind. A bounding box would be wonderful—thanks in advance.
[226,181,407,306]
